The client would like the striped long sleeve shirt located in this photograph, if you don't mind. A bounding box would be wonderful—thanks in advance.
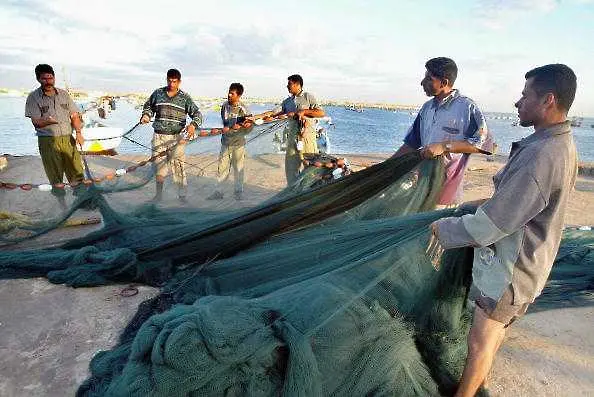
[142,87,203,134]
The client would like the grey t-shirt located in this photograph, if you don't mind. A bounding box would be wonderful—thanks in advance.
[435,121,577,304]
[25,87,79,137]
[274,91,323,136]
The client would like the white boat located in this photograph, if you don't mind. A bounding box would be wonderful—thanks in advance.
[76,119,123,154]
[316,127,331,154]
[272,116,333,154]
[72,99,125,154]
[315,116,333,154]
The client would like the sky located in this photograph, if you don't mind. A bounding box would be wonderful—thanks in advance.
[0,0,593,115]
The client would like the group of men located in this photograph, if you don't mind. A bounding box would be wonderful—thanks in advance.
[24,59,579,396]
[139,69,326,202]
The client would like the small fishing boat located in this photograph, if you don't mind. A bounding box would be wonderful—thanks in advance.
[316,127,331,154]
[76,117,123,154]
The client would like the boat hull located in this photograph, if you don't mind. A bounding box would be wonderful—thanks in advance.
[75,127,123,153]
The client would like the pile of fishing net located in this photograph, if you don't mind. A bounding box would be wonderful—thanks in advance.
[1,144,593,396]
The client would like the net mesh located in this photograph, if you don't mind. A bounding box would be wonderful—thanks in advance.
[1,114,593,396]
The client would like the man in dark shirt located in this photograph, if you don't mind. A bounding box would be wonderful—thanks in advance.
[140,69,203,203]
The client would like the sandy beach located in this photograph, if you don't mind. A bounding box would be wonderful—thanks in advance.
[1,152,593,396]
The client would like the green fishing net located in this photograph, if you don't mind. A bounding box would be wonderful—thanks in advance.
[1,141,592,396]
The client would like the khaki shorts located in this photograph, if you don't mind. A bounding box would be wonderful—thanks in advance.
[470,284,530,327]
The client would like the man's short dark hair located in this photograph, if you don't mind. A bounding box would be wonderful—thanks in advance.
[167,69,182,80]
[35,64,54,79]
[525,64,577,112]
[288,74,303,87]
[229,83,244,96]
[425,57,458,86]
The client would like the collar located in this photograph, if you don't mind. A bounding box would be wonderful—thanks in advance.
[226,100,243,108]
[162,87,181,97]
[37,86,58,97]
[515,120,572,148]
[293,90,304,98]
[431,89,459,109]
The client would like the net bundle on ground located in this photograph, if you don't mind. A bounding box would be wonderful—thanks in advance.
[1,147,593,396]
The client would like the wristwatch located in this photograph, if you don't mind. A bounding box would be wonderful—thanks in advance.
[444,143,452,152]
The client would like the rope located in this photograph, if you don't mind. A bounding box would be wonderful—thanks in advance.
[0,118,290,191]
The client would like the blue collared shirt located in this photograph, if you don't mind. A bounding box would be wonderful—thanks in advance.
[404,89,488,148]
[403,90,491,204]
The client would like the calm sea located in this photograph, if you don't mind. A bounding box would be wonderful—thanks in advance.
[1,96,593,161]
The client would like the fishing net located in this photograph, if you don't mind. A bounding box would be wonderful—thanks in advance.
[0,114,293,244]
[1,101,593,396]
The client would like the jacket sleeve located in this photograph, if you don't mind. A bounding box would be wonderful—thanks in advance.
[142,91,156,118]
[435,168,546,249]
[186,97,203,128]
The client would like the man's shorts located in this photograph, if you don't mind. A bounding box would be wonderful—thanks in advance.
[469,284,530,327]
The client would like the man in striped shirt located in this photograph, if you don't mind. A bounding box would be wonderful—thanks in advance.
[140,69,203,203]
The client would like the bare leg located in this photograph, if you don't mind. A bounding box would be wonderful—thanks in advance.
[455,306,506,397]
[482,328,506,390]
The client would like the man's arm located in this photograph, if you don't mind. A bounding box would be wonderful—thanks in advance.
[30,117,59,128]
[140,92,156,123]
[25,94,57,129]
[67,94,84,146]
[392,143,416,158]
[220,103,227,125]
[432,168,546,250]
[393,113,422,158]
[420,140,485,159]
[421,102,491,159]
[186,98,203,128]
[298,93,325,120]
[71,112,84,146]
[297,108,325,119]
[183,97,202,139]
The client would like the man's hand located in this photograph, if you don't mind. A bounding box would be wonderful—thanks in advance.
[140,114,150,124]
[296,110,306,122]
[420,143,445,159]
[426,221,445,270]
[186,124,196,140]
[75,131,84,146]
[46,116,59,125]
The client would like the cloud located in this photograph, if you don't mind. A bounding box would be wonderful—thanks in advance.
[0,0,592,114]
[0,0,426,102]
[473,0,558,30]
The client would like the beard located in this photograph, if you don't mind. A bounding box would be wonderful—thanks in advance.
[423,85,438,97]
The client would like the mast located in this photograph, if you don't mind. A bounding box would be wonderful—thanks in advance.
[62,66,71,95]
